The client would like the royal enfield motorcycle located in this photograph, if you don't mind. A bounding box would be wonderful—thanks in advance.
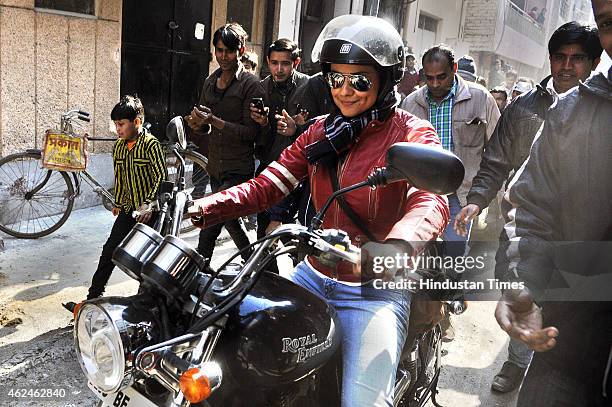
[73,117,465,407]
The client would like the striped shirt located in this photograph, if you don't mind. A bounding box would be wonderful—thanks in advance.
[112,130,166,212]
[427,79,457,151]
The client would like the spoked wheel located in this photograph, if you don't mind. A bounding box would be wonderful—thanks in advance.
[0,152,75,238]
[165,149,210,234]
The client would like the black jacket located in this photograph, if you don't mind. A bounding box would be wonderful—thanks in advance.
[295,72,334,118]
[495,68,612,394]
[197,65,264,180]
[255,70,310,170]
[466,76,554,211]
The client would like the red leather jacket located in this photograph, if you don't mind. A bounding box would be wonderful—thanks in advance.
[196,108,449,282]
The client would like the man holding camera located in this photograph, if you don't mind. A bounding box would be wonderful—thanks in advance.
[185,22,263,263]
[249,38,309,243]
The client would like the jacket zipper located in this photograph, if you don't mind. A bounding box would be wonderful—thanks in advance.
[334,149,353,228]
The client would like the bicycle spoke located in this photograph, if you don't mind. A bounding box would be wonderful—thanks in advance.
[2,201,28,230]
[33,206,56,232]
[28,199,67,212]
[29,193,69,200]
[13,200,28,232]
[28,200,58,230]
[1,159,24,190]
[41,174,67,191]
[19,157,35,191]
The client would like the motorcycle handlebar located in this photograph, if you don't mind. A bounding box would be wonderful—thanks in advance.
[211,224,361,299]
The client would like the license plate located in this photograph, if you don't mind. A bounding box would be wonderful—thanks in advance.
[87,381,158,407]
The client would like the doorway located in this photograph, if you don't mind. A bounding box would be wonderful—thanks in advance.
[120,0,212,139]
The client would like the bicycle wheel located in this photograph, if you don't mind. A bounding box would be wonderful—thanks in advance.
[165,149,210,234]
[0,152,75,238]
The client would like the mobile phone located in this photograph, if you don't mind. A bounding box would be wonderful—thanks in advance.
[251,97,265,112]
[296,104,309,117]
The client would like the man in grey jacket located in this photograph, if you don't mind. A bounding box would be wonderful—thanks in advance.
[400,45,500,260]
[494,0,612,404]
[401,45,500,342]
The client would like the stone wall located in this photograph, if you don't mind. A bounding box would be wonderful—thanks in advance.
[0,0,122,157]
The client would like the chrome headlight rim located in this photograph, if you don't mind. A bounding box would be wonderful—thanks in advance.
[74,301,134,393]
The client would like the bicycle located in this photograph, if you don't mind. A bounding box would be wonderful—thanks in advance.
[0,109,210,239]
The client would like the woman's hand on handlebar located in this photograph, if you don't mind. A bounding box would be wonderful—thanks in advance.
[134,202,154,223]
[185,201,205,227]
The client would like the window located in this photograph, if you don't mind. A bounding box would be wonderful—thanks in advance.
[304,0,324,21]
[418,14,438,33]
[510,0,527,10]
[227,0,254,40]
[35,0,95,16]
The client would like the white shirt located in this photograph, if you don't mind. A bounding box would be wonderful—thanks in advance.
[546,77,559,102]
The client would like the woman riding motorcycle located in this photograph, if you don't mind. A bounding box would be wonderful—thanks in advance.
[187,15,449,406]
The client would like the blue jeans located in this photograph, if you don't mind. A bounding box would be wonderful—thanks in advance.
[443,194,472,259]
[508,337,533,368]
[287,261,412,407]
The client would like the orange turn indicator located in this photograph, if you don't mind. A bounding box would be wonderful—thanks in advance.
[179,367,212,403]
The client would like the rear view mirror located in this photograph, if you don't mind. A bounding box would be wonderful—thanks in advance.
[166,116,187,150]
[385,143,464,195]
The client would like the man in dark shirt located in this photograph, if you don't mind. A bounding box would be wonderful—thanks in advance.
[186,22,263,263]
[249,38,309,246]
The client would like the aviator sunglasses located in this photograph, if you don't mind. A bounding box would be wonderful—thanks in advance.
[325,72,373,92]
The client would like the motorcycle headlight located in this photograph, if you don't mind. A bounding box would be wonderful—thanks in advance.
[74,299,160,393]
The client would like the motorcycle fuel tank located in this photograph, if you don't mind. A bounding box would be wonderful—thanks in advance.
[213,271,342,387]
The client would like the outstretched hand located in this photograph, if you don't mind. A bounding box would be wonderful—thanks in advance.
[453,204,480,237]
[495,289,559,352]
[185,200,205,227]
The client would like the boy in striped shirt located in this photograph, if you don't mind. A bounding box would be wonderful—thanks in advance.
[88,95,165,300]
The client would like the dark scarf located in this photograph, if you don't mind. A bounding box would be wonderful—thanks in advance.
[306,91,400,165]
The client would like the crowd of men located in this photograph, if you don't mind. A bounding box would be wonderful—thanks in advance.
[182,1,611,404]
